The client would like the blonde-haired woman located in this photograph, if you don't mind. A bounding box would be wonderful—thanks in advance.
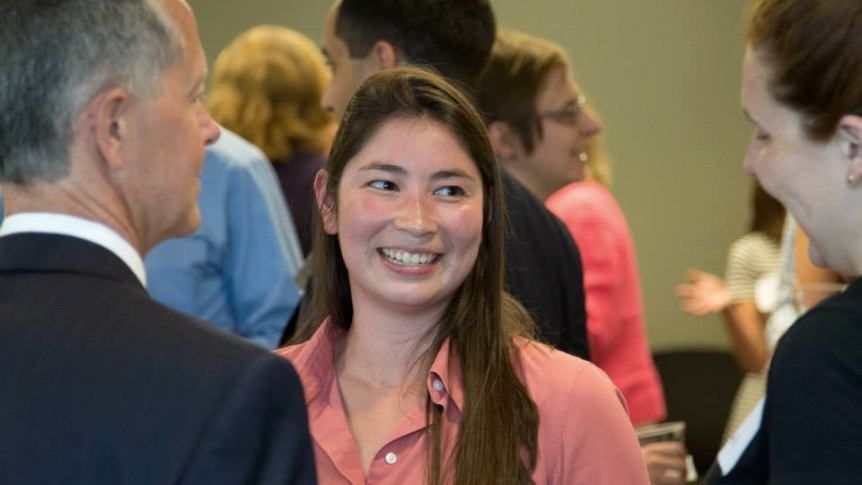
[209,25,336,256]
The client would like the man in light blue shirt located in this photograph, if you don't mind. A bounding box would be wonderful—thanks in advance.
[145,129,303,349]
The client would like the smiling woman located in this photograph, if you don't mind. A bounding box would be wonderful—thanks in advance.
[704,0,862,483]
[276,67,649,485]
[317,117,484,315]
[477,29,603,202]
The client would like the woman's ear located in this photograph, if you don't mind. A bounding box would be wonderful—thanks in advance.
[314,169,338,234]
[839,115,862,186]
[487,121,522,163]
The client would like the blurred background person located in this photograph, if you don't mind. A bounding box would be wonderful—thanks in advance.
[208,25,336,257]
[477,30,676,484]
[705,0,862,481]
[677,181,784,439]
[677,184,846,443]
[145,34,307,349]
[478,29,665,427]
[145,128,303,351]
[587,132,691,485]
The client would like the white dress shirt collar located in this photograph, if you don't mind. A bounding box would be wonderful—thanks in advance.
[0,212,147,287]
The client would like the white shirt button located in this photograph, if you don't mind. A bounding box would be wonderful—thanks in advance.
[385,452,397,465]
[432,379,444,391]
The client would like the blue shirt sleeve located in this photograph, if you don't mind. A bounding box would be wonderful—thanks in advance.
[223,144,303,348]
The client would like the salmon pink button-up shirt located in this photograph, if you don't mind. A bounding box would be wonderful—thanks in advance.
[275,320,649,485]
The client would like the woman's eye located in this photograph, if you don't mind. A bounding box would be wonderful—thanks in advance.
[434,186,465,197]
[369,180,396,191]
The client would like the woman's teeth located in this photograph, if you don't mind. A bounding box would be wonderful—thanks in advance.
[381,248,437,266]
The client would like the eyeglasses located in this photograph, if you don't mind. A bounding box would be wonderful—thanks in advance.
[537,94,587,125]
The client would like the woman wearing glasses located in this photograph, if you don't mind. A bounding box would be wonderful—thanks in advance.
[477,30,676,484]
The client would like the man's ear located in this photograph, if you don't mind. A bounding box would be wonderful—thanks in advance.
[369,40,400,71]
[839,114,862,186]
[87,87,131,170]
[487,121,522,162]
[314,169,338,234]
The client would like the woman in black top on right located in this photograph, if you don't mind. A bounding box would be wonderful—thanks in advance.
[706,0,862,483]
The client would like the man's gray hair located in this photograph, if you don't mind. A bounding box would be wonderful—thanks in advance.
[0,0,184,185]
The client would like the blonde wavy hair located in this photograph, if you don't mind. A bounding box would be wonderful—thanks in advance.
[208,25,332,160]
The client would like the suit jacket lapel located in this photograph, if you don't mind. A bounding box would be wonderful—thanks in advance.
[0,233,146,293]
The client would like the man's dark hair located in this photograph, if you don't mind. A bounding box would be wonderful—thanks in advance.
[335,0,495,91]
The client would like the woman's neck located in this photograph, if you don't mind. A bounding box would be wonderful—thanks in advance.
[335,303,443,391]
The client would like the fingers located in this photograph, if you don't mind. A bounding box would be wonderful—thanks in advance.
[648,467,687,485]
[675,283,695,298]
[643,443,688,485]
[685,267,705,281]
[643,441,687,459]
[677,268,732,315]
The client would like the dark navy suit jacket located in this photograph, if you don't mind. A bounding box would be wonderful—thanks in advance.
[0,233,317,485]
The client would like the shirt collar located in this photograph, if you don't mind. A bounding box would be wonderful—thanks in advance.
[427,338,464,413]
[0,212,147,287]
[289,319,343,406]
[295,319,465,413]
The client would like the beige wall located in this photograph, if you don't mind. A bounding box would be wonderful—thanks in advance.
[190,0,754,351]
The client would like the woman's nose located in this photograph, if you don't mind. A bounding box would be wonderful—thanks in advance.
[393,193,437,236]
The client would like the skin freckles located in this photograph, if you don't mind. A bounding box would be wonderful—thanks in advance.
[316,118,484,319]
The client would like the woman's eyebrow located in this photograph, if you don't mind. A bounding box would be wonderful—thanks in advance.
[358,162,405,175]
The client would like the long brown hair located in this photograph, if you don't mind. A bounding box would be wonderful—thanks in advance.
[292,67,539,485]
[747,0,862,141]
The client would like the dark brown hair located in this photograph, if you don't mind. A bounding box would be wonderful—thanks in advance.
[293,67,538,485]
[747,0,862,140]
[476,29,569,154]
